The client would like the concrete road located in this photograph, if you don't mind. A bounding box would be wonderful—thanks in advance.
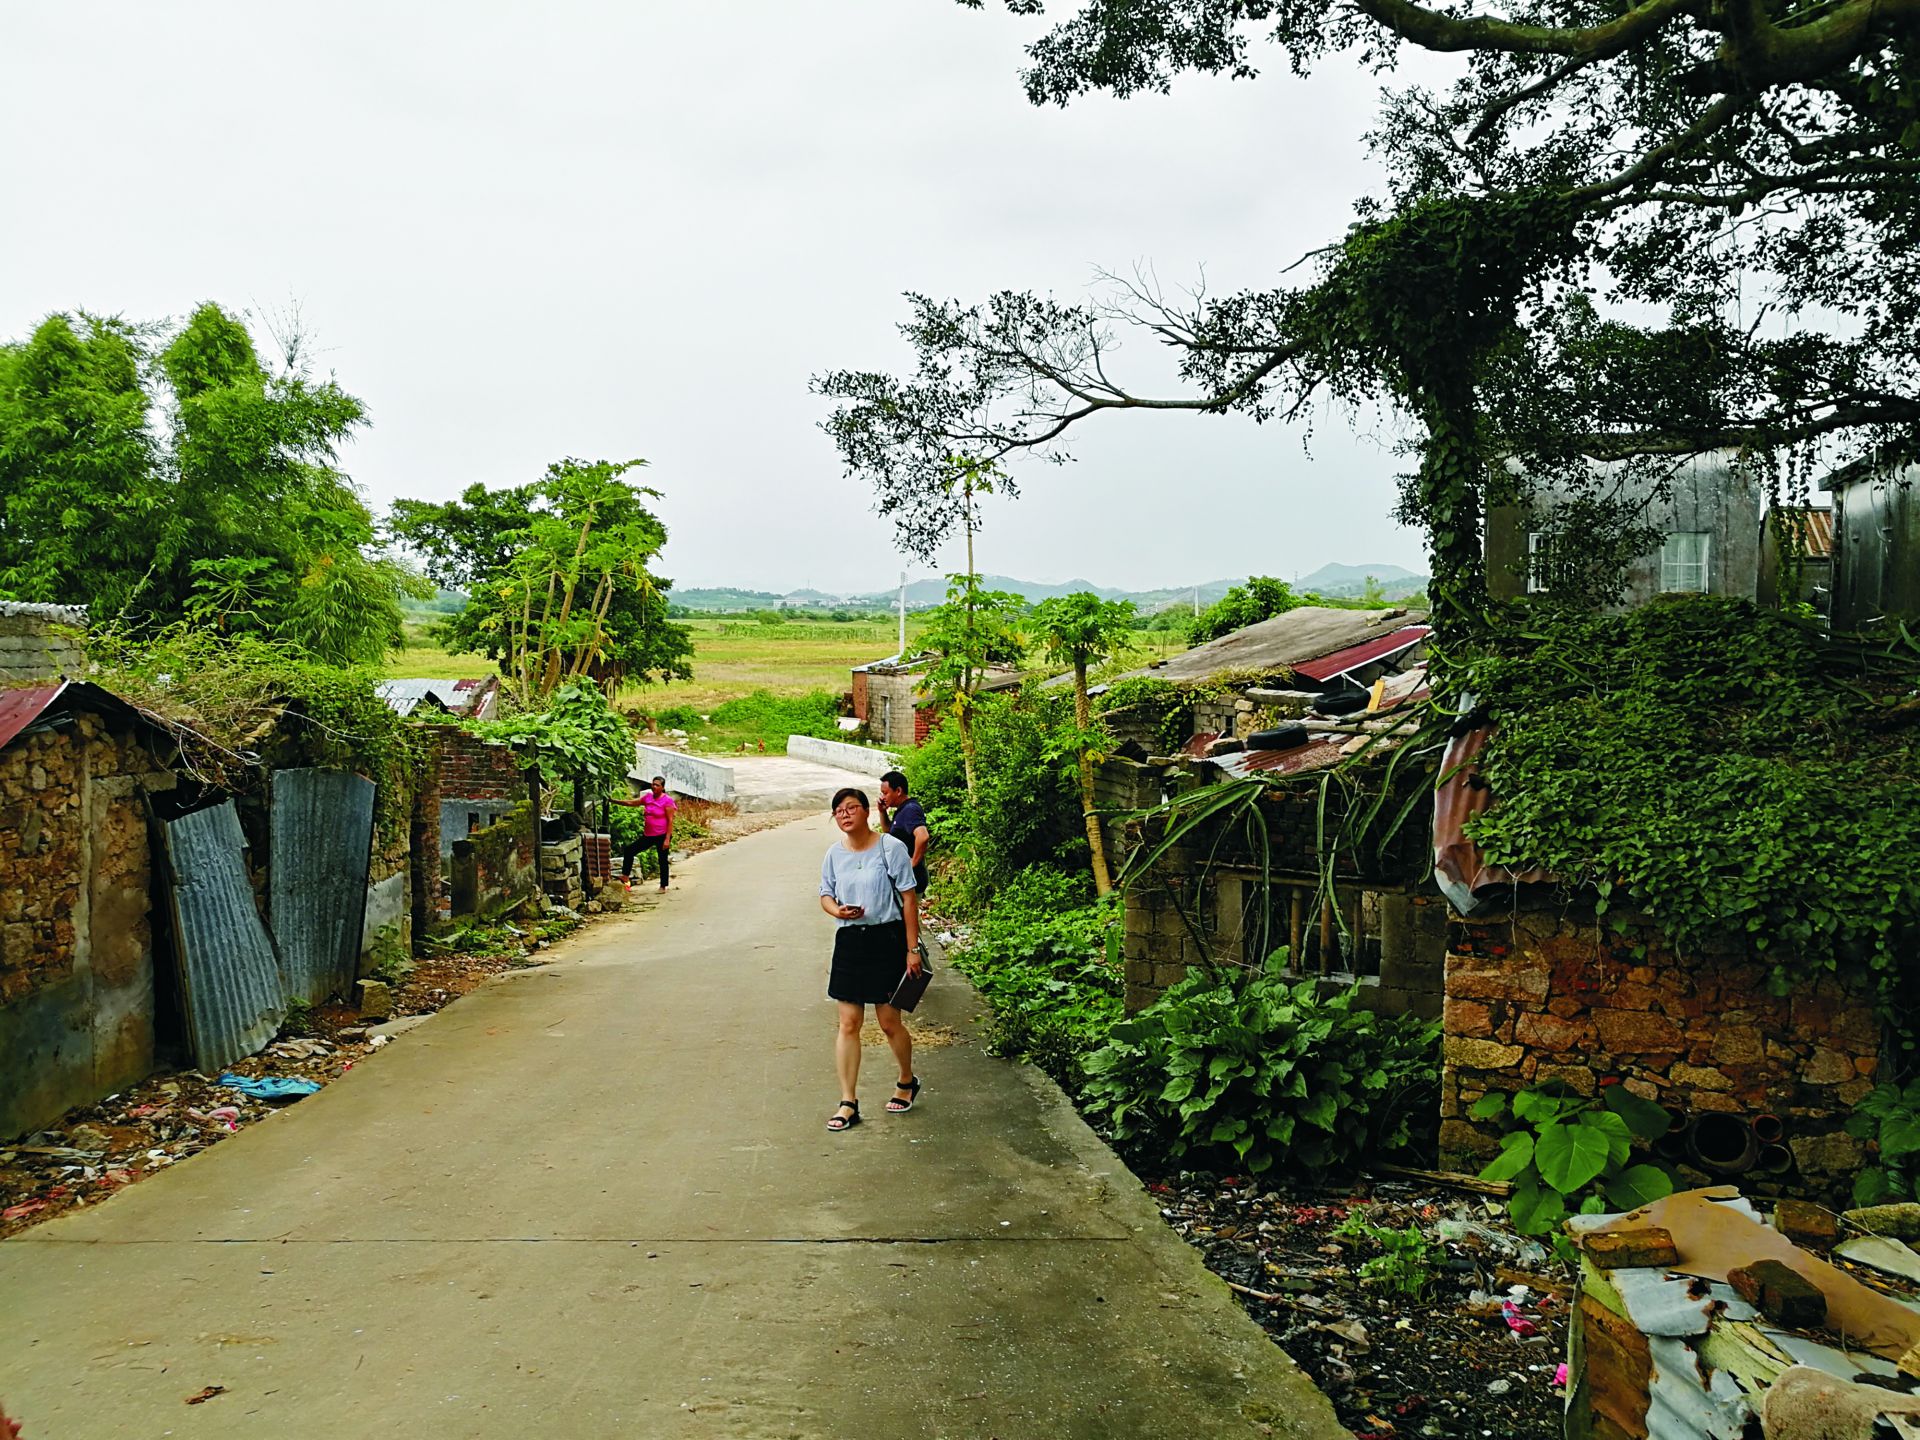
[0,817,1343,1439]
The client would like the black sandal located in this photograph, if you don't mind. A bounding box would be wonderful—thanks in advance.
[826,1100,861,1131]
[886,1077,921,1113]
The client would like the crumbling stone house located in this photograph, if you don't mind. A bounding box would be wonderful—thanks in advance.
[0,682,178,1137]
[1097,606,1444,1019]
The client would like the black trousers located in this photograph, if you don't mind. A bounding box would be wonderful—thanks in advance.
[621,834,670,885]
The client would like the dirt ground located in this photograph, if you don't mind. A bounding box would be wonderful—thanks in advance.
[1153,1170,1568,1440]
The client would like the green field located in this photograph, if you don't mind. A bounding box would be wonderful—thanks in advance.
[384,614,1191,716]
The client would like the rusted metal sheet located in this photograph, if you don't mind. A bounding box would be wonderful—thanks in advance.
[161,801,283,1070]
[1431,722,1553,914]
[1207,738,1349,779]
[1291,625,1431,683]
[0,680,161,752]
[0,685,64,750]
[270,767,376,1005]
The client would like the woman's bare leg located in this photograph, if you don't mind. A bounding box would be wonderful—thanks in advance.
[834,1003,864,1115]
[875,1003,914,1100]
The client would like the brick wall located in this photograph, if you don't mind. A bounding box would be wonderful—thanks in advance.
[431,725,529,800]
[1439,896,1878,1199]
[0,605,88,683]
[0,713,173,1138]
[851,671,869,723]
[914,704,937,744]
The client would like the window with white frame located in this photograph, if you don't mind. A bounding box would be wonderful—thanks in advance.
[1660,532,1711,592]
[1526,532,1552,593]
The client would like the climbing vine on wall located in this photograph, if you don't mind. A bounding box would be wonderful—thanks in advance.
[93,629,424,844]
[1464,597,1920,1027]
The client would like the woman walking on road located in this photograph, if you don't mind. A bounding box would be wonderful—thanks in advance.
[817,787,923,1132]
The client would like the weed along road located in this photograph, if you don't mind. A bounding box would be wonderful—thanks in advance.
[0,815,1342,1439]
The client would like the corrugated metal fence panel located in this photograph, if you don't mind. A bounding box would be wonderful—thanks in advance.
[270,768,376,1004]
[162,801,284,1071]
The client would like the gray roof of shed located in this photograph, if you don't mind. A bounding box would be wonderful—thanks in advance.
[1093,606,1420,689]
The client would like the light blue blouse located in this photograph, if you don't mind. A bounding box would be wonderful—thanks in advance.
[819,835,918,927]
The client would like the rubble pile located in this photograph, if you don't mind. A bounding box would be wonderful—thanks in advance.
[1152,1172,1567,1439]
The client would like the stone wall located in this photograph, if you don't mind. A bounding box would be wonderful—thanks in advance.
[1439,897,1878,1199]
[0,604,88,683]
[449,801,538,919]
[0,712,174,1138]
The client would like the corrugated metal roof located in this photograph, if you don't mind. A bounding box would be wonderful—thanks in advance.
[1292,625,1431,683]
[0,685,64,750]
[270,768,377,1005]
[1088,606,1421,689]
[1771,506,1836,559]
[375,679,453,717]
[0,600,87,625]
[1203,737,1349,779]
[161,801,284,1071]
[0,680,168,753]
[1431,720,1553,913]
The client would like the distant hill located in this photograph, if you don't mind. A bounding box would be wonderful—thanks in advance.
[672,586,786,610]
[671,566,1426,612]
[1293,561,1424,590]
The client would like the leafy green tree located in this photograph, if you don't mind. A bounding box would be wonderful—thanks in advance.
[0,304,414,665]
[917,574,1028,798]
[390,459,693,700]
[1032,591,1137,894]
[1190,576,1298,643]
[821,1,1920,642]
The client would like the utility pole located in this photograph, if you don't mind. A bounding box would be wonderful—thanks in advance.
[897,571,907,657]
[1193,586,1200,617]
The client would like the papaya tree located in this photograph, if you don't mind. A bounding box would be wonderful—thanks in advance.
[917,575,1027,799]
[1031,591,1137,895]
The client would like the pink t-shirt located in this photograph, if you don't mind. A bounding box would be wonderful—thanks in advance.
[641,791,677,836]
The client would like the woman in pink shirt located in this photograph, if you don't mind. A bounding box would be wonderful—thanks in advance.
[613,775,677,890]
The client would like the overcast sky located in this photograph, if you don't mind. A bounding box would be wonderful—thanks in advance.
[1,2,1438,595]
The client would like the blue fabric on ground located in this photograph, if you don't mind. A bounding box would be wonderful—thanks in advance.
[218,1073,322,1100]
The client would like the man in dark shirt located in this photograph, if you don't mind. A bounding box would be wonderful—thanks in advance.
[877,770,931,898]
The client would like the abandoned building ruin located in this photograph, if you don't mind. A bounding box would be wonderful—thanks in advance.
[0,608,631,1139]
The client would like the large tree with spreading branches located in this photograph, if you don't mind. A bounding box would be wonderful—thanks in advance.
[814,0,1920,641]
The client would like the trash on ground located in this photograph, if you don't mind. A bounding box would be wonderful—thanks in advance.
[216,1074,322,1101]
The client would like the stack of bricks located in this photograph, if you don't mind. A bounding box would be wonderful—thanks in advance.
[538,833,585,911]
[1441,898,1879,1199]
[0,603,87,683]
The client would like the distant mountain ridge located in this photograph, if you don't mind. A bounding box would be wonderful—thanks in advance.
[672,566,1426,612]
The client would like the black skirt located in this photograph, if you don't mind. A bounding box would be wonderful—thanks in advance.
[828,920,909,1005]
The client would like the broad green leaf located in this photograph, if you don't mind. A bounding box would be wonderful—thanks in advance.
[1300,1091,1338,1131]
[1880,1115,1920,1160]
[1577,1108,1633,1168]
[1854,1166,1895,1207]
[1468,1092,1509,1121]
[1602,1087,1674,1142]
[1535,1121,1613,1195]
[1603,1164,1675,1211]
[1513,1090,1572,1124]
[1509,1183,1569,1237]
[1479,1131,1535,1184]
